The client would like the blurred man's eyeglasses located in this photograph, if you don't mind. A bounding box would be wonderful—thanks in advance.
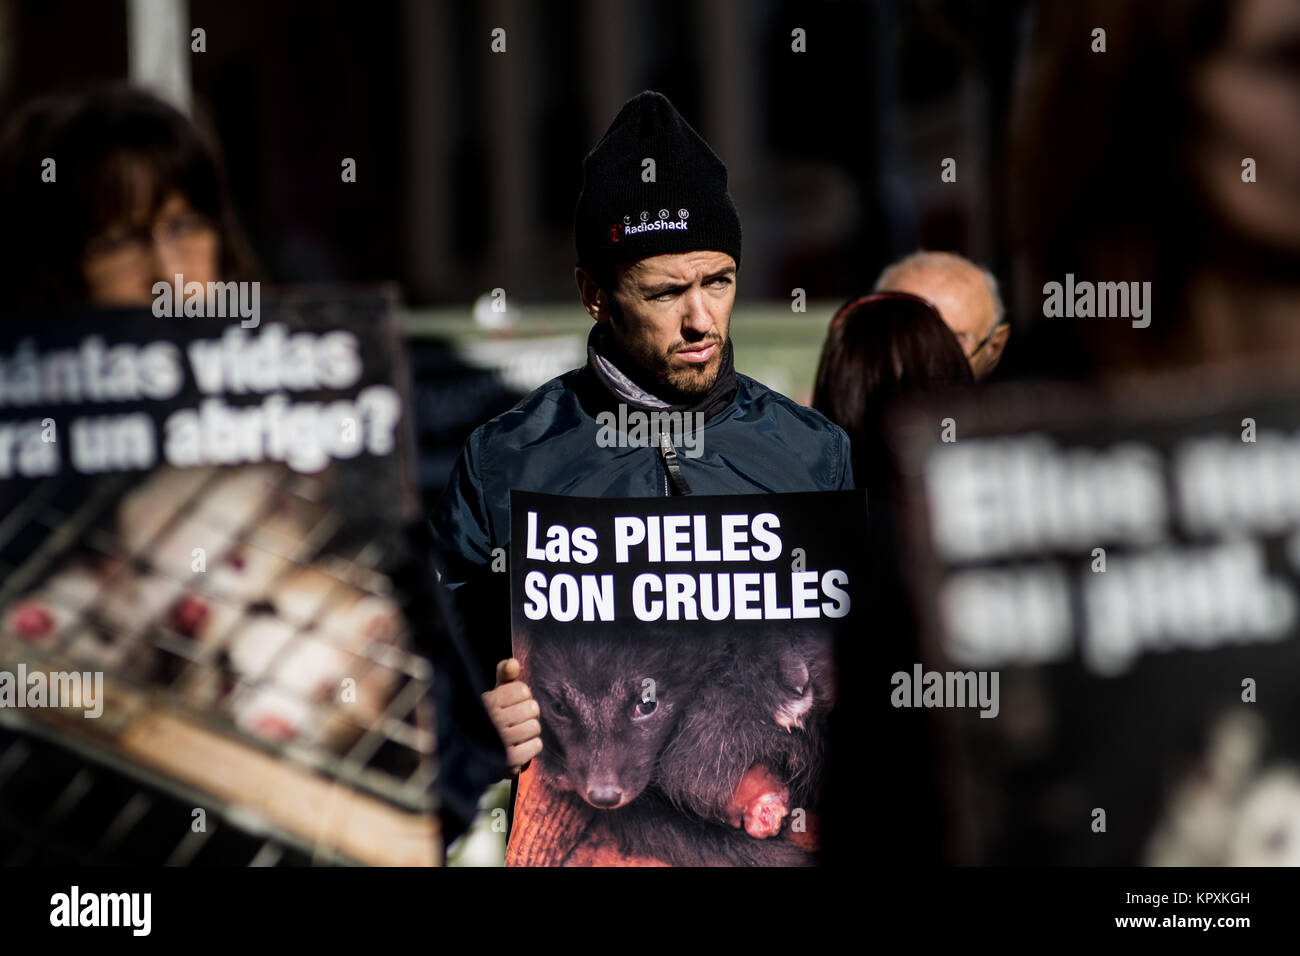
[83,211,213,266]
[956,319,1007,359]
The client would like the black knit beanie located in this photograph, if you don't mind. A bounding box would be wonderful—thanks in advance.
[575,91,742,289]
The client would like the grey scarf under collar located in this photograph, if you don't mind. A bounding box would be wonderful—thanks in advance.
[585,322,737,419]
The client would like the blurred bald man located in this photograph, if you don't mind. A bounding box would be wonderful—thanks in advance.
[874,251,1009,380]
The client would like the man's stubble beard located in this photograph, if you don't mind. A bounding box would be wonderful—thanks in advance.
[607,303,727,402]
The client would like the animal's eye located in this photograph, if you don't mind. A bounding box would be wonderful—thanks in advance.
[634,698,658,719]
[550,697,571,719]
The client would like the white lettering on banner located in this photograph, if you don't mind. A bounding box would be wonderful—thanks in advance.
[526,569,849,623]
[926,436,1167,562]
[612,513,784,564]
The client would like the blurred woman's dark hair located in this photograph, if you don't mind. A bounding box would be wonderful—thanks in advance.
[0,85,256,306]
[812,291,973,493]
[813,290,972,865]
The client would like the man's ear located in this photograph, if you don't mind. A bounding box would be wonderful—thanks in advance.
[576,267,613,323]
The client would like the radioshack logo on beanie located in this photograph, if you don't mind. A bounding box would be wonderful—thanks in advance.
[611,208,690,242]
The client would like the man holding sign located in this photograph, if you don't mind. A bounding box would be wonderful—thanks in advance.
[429,92,854,844]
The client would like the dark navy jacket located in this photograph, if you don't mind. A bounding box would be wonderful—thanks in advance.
[427,360,854,842]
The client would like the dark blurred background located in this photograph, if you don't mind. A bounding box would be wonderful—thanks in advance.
[5,0,1300,869]
[0,0,1026,306]
[6,0,1300,501]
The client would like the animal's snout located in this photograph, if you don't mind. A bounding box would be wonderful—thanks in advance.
[586,786,624,808]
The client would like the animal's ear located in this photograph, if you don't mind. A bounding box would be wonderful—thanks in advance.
[779,649,811,693]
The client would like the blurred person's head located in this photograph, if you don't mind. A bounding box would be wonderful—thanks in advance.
[874,251,1008,379]
[572,91,741,402]
[1010,0,1300,376]
[1188,0,1300,257]
[0,85,254,308]
[812,292,974,489]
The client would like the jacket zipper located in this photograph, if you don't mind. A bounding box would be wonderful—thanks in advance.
[658,432,691,496]
[661,437,669,495]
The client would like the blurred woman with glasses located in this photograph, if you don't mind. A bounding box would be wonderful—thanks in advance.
[0,85,255,309]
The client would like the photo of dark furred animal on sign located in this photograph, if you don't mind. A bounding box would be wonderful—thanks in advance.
[506,490,863,866]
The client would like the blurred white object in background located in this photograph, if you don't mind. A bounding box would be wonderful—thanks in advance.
[446,780,511,867]
[1143,709,1300,866]
[455,335,585,395]
[472,290,519,331]
[1228,768,1300,867]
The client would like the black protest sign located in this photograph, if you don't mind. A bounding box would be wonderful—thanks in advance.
[0,294,439,866]
[0,292,415,509]
[506,489,865,867]
[888,375,1300,865]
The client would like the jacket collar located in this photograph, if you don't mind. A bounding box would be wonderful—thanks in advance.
[583,322,738,423]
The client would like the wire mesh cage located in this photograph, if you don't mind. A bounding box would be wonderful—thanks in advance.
[0,462,439,866]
